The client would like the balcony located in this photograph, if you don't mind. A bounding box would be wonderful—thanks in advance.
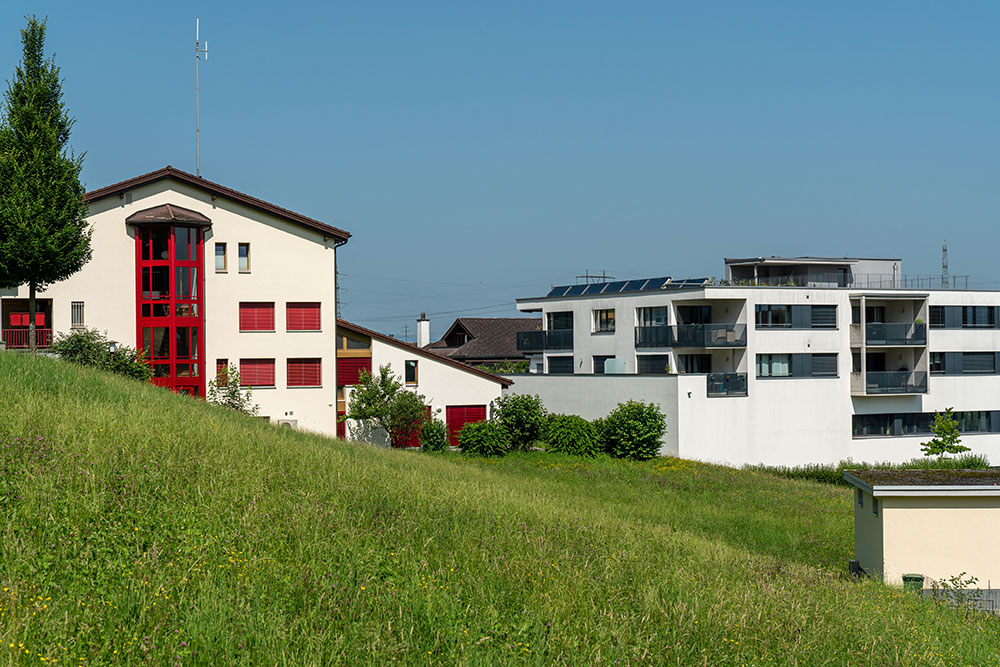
[864,322,926,346]
[635,325,671,347]
[670,323,747,348]
[2,328,53,349]
[516,329,573,352]
[707,372,748,397]
[854,370,928,395]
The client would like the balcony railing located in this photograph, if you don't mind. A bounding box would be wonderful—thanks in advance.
[864,371,928,395]
[516,329,574,352]
[670,323,747,348]
[864,322,926,346]
[707,372,748,397]
[634,325,671,347]
[2,328,53,349]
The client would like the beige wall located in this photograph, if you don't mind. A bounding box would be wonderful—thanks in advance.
[5,178,340,435]
[881,495,1000,587]
[853,490,884,579]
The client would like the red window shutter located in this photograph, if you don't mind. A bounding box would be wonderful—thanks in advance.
[9,313,20,327]
[239,359,275,386]
[287,358,322,387]
[446,405,488,447]
[287,302,321,331]
[239,303,275,331]
[35,313,45,327]
[336,357,372,386]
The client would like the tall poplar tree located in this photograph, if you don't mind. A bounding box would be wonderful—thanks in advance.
[0,16,91,352]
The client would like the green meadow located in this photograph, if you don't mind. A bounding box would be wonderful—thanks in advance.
[0,352,997,665]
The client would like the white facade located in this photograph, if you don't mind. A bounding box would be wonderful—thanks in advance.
[512,268,1000,466]
[337,320,509,446]
[0,167,347,436]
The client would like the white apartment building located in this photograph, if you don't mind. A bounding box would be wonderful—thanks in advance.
[511,256,1000,466]
[1,166,348,435]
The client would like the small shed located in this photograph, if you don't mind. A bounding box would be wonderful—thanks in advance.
[844,469,1000,587]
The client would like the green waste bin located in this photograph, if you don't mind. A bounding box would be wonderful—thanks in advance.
[902,573,924,593]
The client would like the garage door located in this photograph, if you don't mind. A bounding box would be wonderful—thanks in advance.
[446,405,487,447]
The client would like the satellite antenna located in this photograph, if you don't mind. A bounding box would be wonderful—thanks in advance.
[195,17,209,177]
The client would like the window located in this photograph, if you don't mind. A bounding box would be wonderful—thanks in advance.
[547,356,574,374]
[810,305,837,328]
[239,358,275,387]
[637,306,668,327]
[852,306,861,325]
[811,353,838,376]
[216,359,228,382]
[546,311,573,331]
[287,302,321,331]
[239,302,275,331]
[593,355,615,374]
[852,352,862,373]
[287,358,322,387]
[238,243,251,272]
[930,352,945,374]
[852,414,894,437]
[593,309,615,333]
[963,352,995,374]
[871,497,879,517]
[637,355,670,374]
[405,360,418,384]
[854,411,994,438]
[963,306,994,328]
[755,305,791,328]
[678,354,711,374]
[215,243,227,271]
[71,301,84,328]
[865,306,886,323]
[929,306,945,328]
[856,488,863,507]
[756,354,791,377]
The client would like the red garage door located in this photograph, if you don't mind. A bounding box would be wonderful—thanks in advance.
[446,405,487,447]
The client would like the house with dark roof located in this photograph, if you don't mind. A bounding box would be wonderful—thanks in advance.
[424,317,541,368]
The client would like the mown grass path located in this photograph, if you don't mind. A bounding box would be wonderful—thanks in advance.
[0,353,997,665]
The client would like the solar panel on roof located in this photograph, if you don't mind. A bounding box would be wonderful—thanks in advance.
[545,285,571,298]
[645,277,671,290]
[581,283,607,295]
[622,279,649,293]
[565,284,588,296]
[602,280,629,294]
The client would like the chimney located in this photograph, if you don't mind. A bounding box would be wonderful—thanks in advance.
[417,312,430,348]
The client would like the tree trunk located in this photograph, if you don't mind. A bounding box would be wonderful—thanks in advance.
[28,281,36,354]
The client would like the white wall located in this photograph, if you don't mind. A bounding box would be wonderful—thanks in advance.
[344,338,505,444]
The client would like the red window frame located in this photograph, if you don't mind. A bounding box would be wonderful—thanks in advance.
[286,302,321,331]
[287,358,322,387]
[239,302,275,331]
[240,358,275,387]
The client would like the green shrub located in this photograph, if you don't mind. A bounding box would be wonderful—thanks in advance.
[420,418,449,451]
[457,421,509,457]
[603,400,666,460]
[544,415,598,457]
[50,328,151,381]
[207,364,260,416]
[591,417,608,451]
[494,393,547,450]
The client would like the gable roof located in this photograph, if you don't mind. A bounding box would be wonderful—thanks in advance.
[85,166,350,243]
[428,317,541,361]
[337,318,513,387]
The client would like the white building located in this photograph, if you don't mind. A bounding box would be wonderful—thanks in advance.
[510,257,1000,466]
[335,319,510,446]
[1,166,348,435]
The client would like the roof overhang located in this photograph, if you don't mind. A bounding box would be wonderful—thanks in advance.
[844,471,1000,497]
[125,203,212,227]
[86,165,350,243]
[851,293,929,299]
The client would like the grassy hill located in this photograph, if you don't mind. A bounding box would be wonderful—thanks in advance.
[0,353,997,665]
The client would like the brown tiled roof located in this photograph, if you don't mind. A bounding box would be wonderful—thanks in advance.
[125,203,212,226]
[336,319,513,387]
[429,317,541,361]
[85,166,350,243]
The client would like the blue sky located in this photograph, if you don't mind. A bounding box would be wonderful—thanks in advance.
[2,2,998,340]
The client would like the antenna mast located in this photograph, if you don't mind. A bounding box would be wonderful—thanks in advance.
[941,239,949,289]
[195,18,209,177]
